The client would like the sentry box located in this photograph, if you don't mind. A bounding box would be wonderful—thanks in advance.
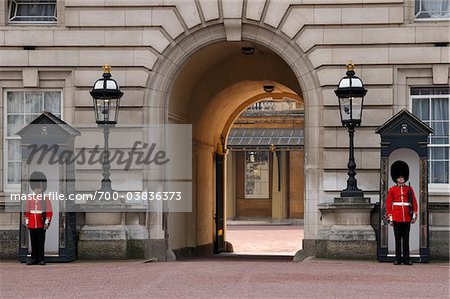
[17,112,80,262]
[375,109,433,263]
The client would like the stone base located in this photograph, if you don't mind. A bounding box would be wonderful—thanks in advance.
[78,224,153,259]
[0,229,19,259]
[430,240,450,261]
[78,239,127,259]
[293,239,316,262]
[296,237,448,261]
[126,225,148,259]
[170,243,216,260]
[312,196,377,259]
[318,240,377,259]
[329,225,376,241]
[294,238,376,260]
[172,247,197,258]
[128,240,146,259]
[78,225,127,259]
[145,239,169,261]
[196,243,214,256]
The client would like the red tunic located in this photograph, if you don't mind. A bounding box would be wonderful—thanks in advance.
[386,184,418,222]
[24,194,53,229]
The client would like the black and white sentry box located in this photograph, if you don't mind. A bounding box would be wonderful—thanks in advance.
[17,112,80,262]
[375,109,433,263]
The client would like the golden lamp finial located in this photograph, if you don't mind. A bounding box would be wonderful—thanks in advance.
[346,61,355,71]
[103,64,111,74]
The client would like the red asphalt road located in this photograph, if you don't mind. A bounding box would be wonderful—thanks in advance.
[1,257,448,299]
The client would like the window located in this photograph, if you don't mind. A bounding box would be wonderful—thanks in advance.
[4,91,61,189]
[411,87,449,186]
[415,0,450,19]
[245,151,270,198]
[8,0,57,23]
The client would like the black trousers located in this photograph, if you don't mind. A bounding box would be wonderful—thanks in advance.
[393,221,411,262]
[29,228,46,262]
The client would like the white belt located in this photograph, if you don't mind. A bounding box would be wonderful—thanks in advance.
[393,202,410,206]
[30,210,43,214]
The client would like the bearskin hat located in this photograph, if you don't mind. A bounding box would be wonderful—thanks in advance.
[390,160,409,183]
[29,171,47,192]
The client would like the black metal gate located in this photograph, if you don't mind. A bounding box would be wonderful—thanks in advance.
[214,153,225,253]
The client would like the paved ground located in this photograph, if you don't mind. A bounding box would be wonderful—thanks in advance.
[226,225,303,255]
[1,257,448,298]
[2,225,448,298]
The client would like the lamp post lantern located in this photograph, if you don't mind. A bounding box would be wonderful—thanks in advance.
[335,61,367,198]
[90,64,123,192]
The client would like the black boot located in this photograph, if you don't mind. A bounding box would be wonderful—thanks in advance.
[403,259,413,265]
[26,258,37,265]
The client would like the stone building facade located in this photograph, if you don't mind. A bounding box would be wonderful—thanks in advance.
[0,0,448,260]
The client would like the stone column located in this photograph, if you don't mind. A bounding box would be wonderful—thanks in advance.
[195,142,214,254]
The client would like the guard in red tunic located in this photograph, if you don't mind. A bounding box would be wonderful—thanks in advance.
[24,172,53,265]
[386,161,418,265]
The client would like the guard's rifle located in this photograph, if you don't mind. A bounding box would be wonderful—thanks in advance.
[407,183,414,220]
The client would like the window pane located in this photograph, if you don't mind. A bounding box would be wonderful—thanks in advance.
[7,92,24,113]
[431,98,449,120]
[416,0,450,18]
[412,98,430,120]
[25,92,42,113]
[7,115,24,136]
[7,139,21,161]
[411,87,449,185]
[245,151,270,198]
[411,87,450,95]
[431,136,449,145]
[44,91,61,113]
[430,147,449,160]
[10,1,57,22]
[415,0,420,15]
[25,114,41,125]
[7,162,20,184]
[5,89,62,188]
[430,161,449,184]
[431,121,449,136]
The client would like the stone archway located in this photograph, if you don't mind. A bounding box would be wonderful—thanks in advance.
[195,80,301,146]
[147,22,323,257]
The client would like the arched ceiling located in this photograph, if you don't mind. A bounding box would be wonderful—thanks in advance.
[168,41,303,146]
[195,80,302,146]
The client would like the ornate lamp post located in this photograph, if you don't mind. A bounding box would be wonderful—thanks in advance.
[90,65,123,192]
[335,61,367,198]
